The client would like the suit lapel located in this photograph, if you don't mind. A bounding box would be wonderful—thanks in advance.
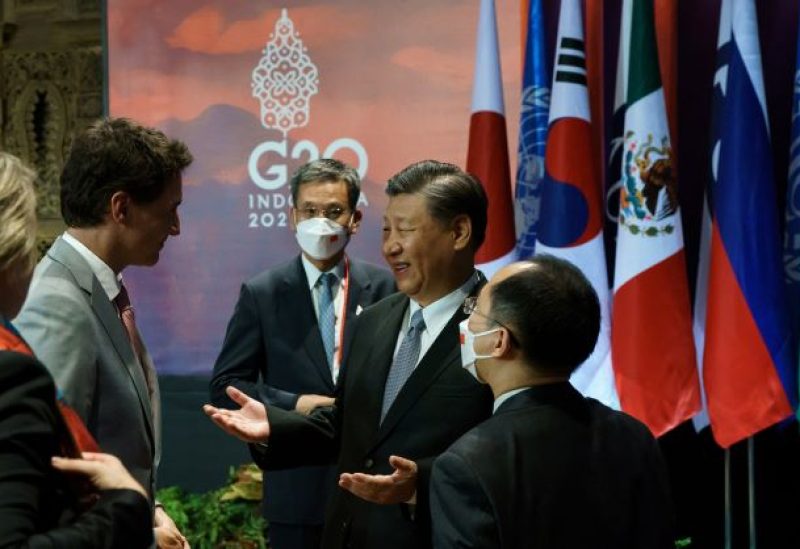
[339,259,373,376]
[371,310,465,448]
[371,273,486,448]
[90,280,156,438]
[284,256,334,390]
[48,238,156,445]
[355,295,408,431]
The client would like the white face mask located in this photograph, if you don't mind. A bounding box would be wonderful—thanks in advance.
[459,318,499,383]
[295,217,350,260]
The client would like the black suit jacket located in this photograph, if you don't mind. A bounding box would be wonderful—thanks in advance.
[430,383,675,549]
[210,255,395,524]
[0,351,152,548]
[253,280,494,549]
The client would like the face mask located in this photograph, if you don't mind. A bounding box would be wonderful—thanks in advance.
[459,318,499,383]
[295,217,350,260]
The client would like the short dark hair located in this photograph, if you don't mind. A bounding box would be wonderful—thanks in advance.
[60,117,193,227]
[489,256,601,376]
[386,160,488,251]
[290,158,361,211]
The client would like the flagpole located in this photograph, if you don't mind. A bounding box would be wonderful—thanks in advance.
[724,447,731,549]
[748,437,757,549]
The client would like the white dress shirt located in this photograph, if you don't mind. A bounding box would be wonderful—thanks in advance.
[493,387,532,414]
[393,271,481,369]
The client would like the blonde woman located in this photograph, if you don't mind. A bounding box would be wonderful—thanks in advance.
[0,151,153,548]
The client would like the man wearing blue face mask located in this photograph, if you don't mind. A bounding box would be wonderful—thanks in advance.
[209,158,396,549]
[432,256,675,549]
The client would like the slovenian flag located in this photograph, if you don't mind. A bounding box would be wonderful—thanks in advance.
[534,0,618,409]
[611,0,701,436]
[513,0,550,260]
[468,0,517,278]
[701,0,796,448]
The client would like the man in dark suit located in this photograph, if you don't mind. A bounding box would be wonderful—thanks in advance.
[430,256,675,548]
[204,160,494,549]
[15,118,192,548]
[210,158,395,549]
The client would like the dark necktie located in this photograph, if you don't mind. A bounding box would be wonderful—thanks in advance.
[381,309,426,422]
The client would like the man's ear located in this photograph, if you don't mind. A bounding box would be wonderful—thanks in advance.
[109,191,131,224]
[451,214,473,251]
[289,207,298,231]
[493,327,514,359]
[349,209,363,235]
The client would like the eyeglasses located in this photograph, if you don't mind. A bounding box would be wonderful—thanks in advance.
[462,296,517,343]
[463,296,501,325]
[296,206,349,221]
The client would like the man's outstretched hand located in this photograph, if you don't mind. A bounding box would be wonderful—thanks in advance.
[203,386,270,443]
[339,455,418,505]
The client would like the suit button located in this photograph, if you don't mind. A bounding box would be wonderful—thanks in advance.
[364,458,374,469]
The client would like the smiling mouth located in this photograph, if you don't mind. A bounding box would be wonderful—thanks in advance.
[391,263,410,275]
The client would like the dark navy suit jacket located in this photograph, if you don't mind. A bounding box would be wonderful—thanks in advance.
[251,279,494,549]
[430,383,675,549]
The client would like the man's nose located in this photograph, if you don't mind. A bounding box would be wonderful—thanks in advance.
[382,235,401,256]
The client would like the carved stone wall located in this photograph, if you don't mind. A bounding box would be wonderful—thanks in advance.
[0,0,102,253]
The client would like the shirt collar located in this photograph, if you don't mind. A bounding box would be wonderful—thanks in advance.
[493,387,532,414]
[300,254,347,290]
[409,271,480,336]
[61,232,122,301]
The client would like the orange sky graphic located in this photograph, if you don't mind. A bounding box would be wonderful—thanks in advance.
[108,0,522,186]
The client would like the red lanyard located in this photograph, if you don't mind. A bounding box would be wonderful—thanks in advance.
[335,257,351,368]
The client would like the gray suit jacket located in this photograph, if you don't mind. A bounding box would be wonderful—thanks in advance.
[15,236,161,499]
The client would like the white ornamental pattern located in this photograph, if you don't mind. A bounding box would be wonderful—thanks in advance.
[251,9,319,137]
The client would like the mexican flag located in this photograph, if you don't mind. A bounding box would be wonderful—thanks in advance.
[611,0,701,436]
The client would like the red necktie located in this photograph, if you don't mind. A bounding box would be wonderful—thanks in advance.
[114,284,154,393]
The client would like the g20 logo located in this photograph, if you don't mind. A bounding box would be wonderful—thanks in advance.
[248,138,368,191]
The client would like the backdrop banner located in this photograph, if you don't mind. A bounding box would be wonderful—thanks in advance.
[107,0,521,374]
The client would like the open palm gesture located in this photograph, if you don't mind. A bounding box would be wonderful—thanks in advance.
[203,386,270,443]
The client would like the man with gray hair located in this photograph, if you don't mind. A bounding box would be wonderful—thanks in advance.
[205,160,494,549]
[210,158,395,549]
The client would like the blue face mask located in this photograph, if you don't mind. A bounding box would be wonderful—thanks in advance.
[458,318,499,383]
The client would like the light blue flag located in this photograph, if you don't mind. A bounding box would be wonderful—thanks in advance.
[514,0,550,259]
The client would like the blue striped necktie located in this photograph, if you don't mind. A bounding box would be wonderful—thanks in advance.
[317,272,337,369]
[381,309,426,422]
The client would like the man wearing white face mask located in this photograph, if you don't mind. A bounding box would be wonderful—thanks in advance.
[209,158,396,549]
[431,256,674,549]
[204,160,494,549]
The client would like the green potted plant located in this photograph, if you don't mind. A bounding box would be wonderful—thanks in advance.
[156,463,267,549]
